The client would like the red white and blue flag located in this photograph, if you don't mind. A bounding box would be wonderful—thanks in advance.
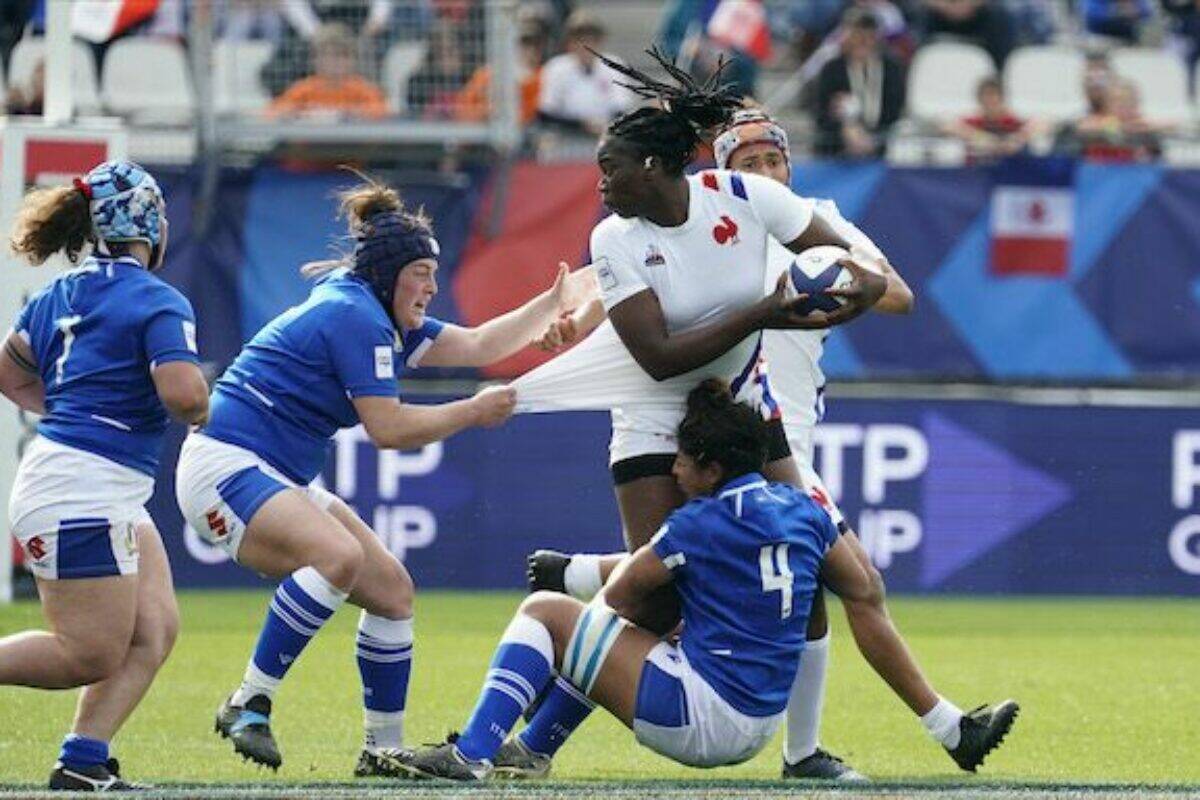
[72,0,161,44]
[707,0,772,62]
[989,158,1076,277]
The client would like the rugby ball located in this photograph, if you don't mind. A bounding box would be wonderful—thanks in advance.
[786,245,853,316]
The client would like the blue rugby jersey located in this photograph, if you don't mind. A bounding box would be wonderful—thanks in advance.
[12,255,199,475]
[203,270,443,484]
[651,473,839,717]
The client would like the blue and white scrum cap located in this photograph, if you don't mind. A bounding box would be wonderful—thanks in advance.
[351,210,440,322]
[77,160,165,250]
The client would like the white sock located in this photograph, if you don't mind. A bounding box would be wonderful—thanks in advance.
[921,696,964,749]
[783,631,830,764]
[364,709,405,751]
[563,554,603,601]
[233,662,282,705]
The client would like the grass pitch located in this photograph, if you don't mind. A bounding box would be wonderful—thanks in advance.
[0,591,1197,795]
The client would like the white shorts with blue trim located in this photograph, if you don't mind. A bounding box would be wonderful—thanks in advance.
[175,433,336,561]
[8,436,152,580]
[632,642,782,768]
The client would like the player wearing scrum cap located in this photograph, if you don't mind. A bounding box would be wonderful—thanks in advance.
[174,175,578,777]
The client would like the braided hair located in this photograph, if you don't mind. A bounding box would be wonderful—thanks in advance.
[598,46,743,175]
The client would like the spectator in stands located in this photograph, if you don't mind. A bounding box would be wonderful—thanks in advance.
[1082,0,1155,43]
[5,56,43,116]
[455,19,546,124]
[1003,0,1064,45]
[919,0,1016,68]
[1163,0,1200,77]
[406,17,472,118]
[0,0,36,75]
[216,0,285,41]
[657,0,759,97]
[1084,50,1115,114]
[267,22,390,120]
[537,10,635,137]
[814,9,906,158]
[943,75,1035,160]
[1057,77,1164,161]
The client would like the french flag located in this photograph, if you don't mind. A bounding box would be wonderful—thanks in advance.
[72,0,160,44]
[990,157,1076,277]
[707,0,772,62]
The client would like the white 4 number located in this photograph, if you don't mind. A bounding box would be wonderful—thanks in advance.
[759,543,793,619]
[54,315,82,386]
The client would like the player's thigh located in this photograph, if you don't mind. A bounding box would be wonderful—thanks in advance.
[614,474,686,550]
[129,522,179,660]
[38,573,139,669]
[236,489,361,581]
[587,625,661,729]
[325,497,414,619]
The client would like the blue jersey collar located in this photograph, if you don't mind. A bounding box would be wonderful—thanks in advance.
[716,472,767,498]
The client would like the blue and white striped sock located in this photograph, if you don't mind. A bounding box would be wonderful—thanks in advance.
[518,675,596,757]
[455,615,553,763]
[233,567,347,705]
[357,612,413,751]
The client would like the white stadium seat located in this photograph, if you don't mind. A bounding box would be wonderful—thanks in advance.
[102,37,195,123]
[9,37,103,115]
[383,40,427,114]
[1005,46,1086,124]
[213,39,273,115]
[1111,47,1189,124]
[907,42,996,123]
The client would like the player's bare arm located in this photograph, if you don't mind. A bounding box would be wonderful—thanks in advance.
[601,545,672,627]
[151,361,209,426]
[0,331,45,414]
[353,387,515,450]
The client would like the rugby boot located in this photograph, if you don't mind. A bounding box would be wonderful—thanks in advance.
[215,694,282,770]
[492,737,552,779]
[947,700,1020,772]
[354,747,415,777]
[781,747,868,782]
[49,757,147,792]
[526,549,570,594]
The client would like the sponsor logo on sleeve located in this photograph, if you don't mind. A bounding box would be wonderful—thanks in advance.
[375,345,395,379]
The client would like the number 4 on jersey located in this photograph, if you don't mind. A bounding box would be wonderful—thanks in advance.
[760,543,794,619]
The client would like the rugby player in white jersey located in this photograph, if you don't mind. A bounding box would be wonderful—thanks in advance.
[519,54,1018,780]
[714,107,912,780]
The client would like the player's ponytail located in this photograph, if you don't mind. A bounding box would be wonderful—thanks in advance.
[600,47,743,175]
[9,185,93,266]
[678,379,770,480]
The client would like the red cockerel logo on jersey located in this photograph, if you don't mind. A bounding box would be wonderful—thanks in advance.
[713,215,739,245]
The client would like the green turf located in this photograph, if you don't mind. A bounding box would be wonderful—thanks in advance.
[1,591,1197,789]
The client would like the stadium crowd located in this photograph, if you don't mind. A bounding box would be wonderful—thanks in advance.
[0,0,1196,162]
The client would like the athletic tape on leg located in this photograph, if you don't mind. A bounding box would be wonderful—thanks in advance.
[561,603,626,695]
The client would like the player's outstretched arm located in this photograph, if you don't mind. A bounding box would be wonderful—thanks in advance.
[421,264,595,367]
[820,532,940,717]
[152,361,210,425]
[354,384,515,450]
[0,333,45,414]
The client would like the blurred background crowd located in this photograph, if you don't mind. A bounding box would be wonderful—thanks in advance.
[2,0,1199,165]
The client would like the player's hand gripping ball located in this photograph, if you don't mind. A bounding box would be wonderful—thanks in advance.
[785,245,854,316]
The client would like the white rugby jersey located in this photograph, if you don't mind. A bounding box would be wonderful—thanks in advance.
[762,199,885,432]
[592,170,815,395]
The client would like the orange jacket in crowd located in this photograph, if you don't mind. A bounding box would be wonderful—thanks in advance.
[455,66,541,124]
[267,75,389,119]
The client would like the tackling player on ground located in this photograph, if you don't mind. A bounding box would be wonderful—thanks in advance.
[175,176,577,777]
[0,162,209,791]
[394,381,1017,781]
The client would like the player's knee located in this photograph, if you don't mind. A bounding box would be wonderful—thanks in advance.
[375,562,415,619]
[65,638,127,685]
[320,537,365,591]
[519,591,571,625]
[865,564,887,607]
[150,603,181,667]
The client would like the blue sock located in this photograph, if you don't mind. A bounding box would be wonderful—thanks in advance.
[357,612,413,750]
[59,734,108,770]
[455,615,554,763]
[518,676,596,757]
[235,567,347,704]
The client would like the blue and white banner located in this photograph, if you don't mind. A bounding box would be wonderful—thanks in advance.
[151,397,1200,596]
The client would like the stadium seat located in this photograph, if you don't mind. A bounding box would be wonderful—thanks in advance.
[102,37,195,123]
[9,37,103,115]
[383,40,428,114]
[907,42,996,124]
[213,39,273,115]
[1005,46,1086,125]
[1111,47,1189,124]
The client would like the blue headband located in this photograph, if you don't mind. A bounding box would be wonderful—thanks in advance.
[352,211,440,324]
